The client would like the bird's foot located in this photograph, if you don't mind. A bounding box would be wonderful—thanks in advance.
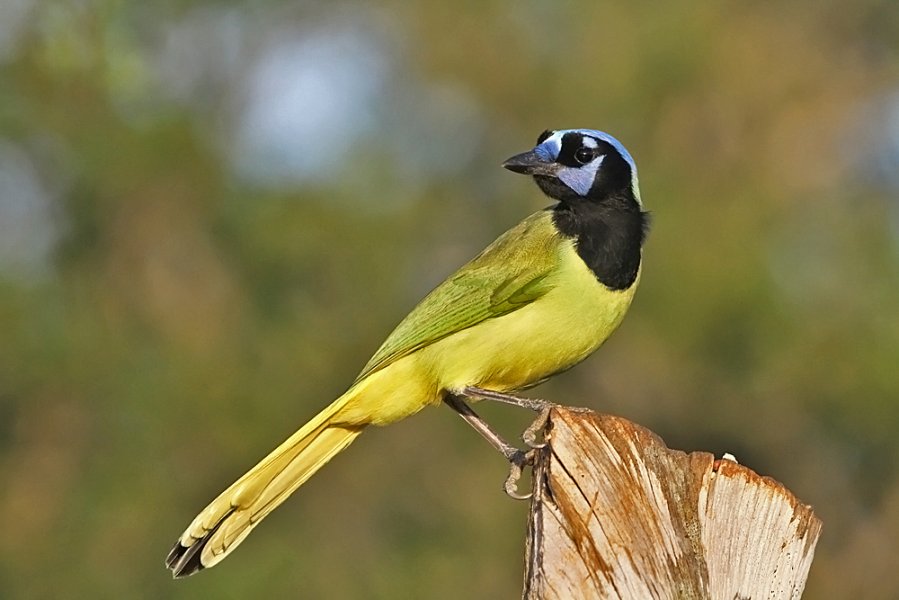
[444,393,550,500]
[505,408,552,498]
[504,449,538,500]
[522,406,552,449]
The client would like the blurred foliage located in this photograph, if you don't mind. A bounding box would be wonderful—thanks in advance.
[1,0,898,598]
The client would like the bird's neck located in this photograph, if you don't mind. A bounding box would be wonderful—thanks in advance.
[551,197,648,291]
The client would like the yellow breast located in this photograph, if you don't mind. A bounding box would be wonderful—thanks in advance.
[422,239,639,393]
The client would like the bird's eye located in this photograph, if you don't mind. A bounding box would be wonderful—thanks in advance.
[574,147,596,165]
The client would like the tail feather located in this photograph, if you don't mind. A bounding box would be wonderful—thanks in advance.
[166,395,364,577]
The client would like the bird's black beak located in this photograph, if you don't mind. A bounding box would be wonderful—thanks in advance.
[502,150,557,176]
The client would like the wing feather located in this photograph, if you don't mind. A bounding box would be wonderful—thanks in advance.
[354,210,560,383]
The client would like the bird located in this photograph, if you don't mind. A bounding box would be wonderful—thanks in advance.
[165,128,649,578]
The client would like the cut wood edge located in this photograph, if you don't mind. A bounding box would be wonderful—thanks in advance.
[523,407,822,600]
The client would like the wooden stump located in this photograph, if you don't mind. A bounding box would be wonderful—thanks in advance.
[523,407,822,600]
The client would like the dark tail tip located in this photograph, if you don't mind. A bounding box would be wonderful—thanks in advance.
[165,509,232,578]
[165,539,207,578]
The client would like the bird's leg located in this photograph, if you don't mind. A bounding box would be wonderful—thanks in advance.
[463,386,554,448]
[462,386,552,412]
[444,395,519,460]
[444,394,534,500]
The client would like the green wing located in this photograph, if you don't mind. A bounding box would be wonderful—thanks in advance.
[354,210,561,384]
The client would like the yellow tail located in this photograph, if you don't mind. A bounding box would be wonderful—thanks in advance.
[165,394,364,577]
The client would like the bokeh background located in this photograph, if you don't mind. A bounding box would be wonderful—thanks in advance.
[1,1,898,598]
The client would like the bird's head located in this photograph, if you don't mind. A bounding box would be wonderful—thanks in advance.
[503,129,642,208]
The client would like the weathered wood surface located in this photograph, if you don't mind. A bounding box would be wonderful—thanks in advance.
[523,407,822,600]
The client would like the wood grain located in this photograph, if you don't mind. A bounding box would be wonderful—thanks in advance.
[523,407,821,600]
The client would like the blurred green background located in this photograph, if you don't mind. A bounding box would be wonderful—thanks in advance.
[1,1,898,598]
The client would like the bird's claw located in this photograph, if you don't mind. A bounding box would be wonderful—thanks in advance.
[504,449,537,500]
[503,406,552,498]
[522,406,551,449]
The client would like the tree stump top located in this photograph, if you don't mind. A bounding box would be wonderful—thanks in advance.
[523,407,822,600]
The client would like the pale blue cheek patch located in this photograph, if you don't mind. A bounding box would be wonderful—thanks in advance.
[558,155,605,197]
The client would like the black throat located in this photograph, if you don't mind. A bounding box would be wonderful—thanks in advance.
[551,196,649,291]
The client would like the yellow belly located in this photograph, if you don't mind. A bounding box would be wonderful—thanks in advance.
[335,241,638,426]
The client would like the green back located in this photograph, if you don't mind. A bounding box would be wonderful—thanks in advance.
[354,209,562,384]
